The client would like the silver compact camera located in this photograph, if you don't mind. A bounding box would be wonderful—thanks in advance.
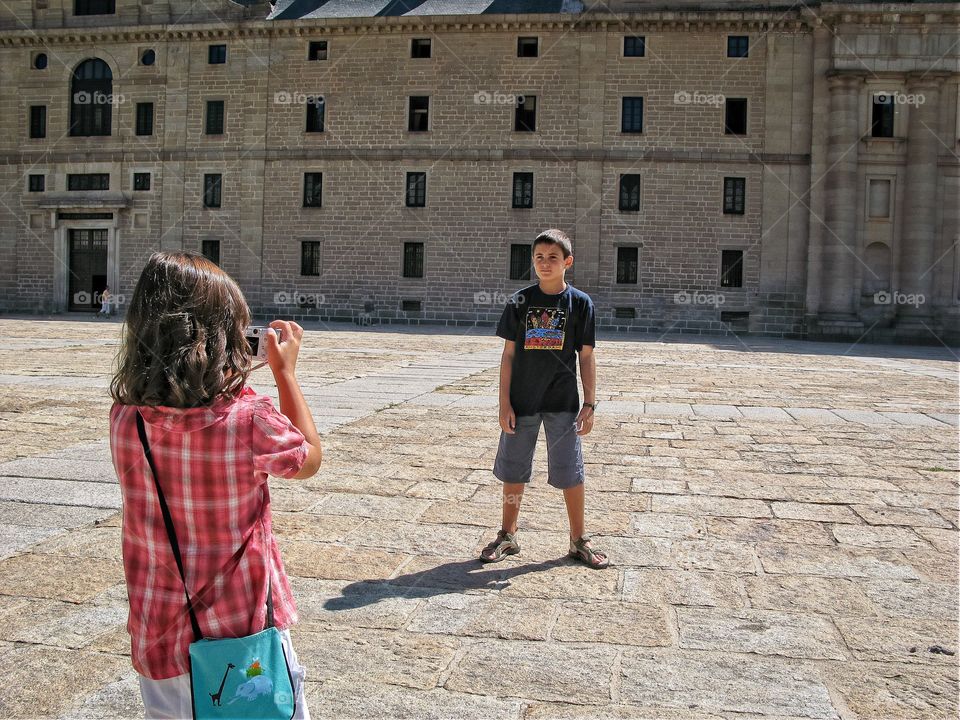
[245,326,282,361]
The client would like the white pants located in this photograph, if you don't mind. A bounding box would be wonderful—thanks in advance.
[138,629,309,719]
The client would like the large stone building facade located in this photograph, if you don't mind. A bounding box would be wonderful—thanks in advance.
[0,0,957,342]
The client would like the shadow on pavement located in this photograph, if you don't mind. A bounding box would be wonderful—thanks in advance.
[323,557,566,611]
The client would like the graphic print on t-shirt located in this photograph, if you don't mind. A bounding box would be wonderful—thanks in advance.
[524,307,566,350]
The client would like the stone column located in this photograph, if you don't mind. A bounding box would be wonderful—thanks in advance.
[898,73,947,319]
[819,71,864,318]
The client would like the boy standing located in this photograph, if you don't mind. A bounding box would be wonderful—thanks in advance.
[480,229,609,569]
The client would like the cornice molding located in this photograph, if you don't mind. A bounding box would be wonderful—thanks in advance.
[0,10,816,46]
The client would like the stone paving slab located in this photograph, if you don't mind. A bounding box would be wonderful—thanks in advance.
[0,319,955,719]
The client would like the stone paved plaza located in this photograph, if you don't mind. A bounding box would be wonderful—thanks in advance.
[0,318,957,719]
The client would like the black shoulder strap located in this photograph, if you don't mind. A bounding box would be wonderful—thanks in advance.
[136,410,204,641]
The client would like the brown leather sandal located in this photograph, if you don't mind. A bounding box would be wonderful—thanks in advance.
[569,536,610,569]
[479,529,520,563]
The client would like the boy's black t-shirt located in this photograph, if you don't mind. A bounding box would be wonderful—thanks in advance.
[495,283,596,417]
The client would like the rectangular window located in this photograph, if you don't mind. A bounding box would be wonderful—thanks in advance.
[67,173,109,191]
[509,244,531,281]
[402,299,422,312]
[133,172,151,191]
[624,36,645,57]
[203,173,222,208]
[74,0,115,15]
[724,98,748,135]
[135,102,154,136]
[403,242,424,278]
[408,96,429,132]
[727,35,749,58]
[208,44,227,64]
[411,38,432,58]
[616,247,638,284]
[872,94,895,138]
[619,174,641,212]
[205,100,224,135]
[515,95,536,132]
[303,172,323,207]
[306,97,324,132]
[405,172,426,207]
[720,249,744,288]
[723,177,746,215]
[28,175,45,192]
[301,241,321,276]
[517,37,539,57]
[201,239,220,266]
[512,172,534,209]
[621,97,644,133]
[29,105,46,139]
[308,41,328,61]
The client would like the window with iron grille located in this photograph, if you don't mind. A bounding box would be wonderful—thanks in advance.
[68,173,109,191]
[512,172,533,209]
[517,37,539,57]
[621,97,643,133]
[136,102,154,136]
[133,172,151,191]
[308,41,327,61]
[403,242,424,278]
[70,59,112,136]
[724,98,747,135]
[509,244,531,281]
[29,106,46,139]
[405,172,426,207]
[727,36,749,58]
[306,97,324,132]
[619,174,641,212]
[408,96,429,132]
[74,0,114,15]
[205,101,224,135]
[203,174,222,208]
[624,36,645,57]
[411,39,432,58]
[871,94,895,138]
[720,249,744,288]
[515,95,536,132]
[301,241,321,276]
[208,45,226,64]
[723,177,745,215]
[28,175,45,192]
[303,172,322,207]
[201,239,220,265]
[616,247,638,284]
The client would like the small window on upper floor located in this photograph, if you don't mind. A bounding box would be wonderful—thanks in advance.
[518,37,539,58]
[308,41,328,61]
[624,36,645,57]
[411,39,432,59]
[727,36,749,58]
[74,0,115,16]
[208,45,227,65]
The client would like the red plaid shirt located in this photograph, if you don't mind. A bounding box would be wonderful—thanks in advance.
[110,385,308,680]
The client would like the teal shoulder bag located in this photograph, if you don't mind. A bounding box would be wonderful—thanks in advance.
[136,411,296,720]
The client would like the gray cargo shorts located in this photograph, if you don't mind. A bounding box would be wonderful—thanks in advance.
[493,411,584,489]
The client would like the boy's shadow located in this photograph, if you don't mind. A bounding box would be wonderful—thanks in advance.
[323,557,565,612]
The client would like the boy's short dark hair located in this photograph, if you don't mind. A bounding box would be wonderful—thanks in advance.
[533,228,573,259]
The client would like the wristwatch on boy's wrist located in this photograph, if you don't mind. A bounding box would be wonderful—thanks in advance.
[583,401,598,412]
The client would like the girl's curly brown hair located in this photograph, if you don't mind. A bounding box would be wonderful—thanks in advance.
[110,251,253,408]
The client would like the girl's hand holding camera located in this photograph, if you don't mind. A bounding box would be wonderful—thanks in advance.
[264,320,304,380]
